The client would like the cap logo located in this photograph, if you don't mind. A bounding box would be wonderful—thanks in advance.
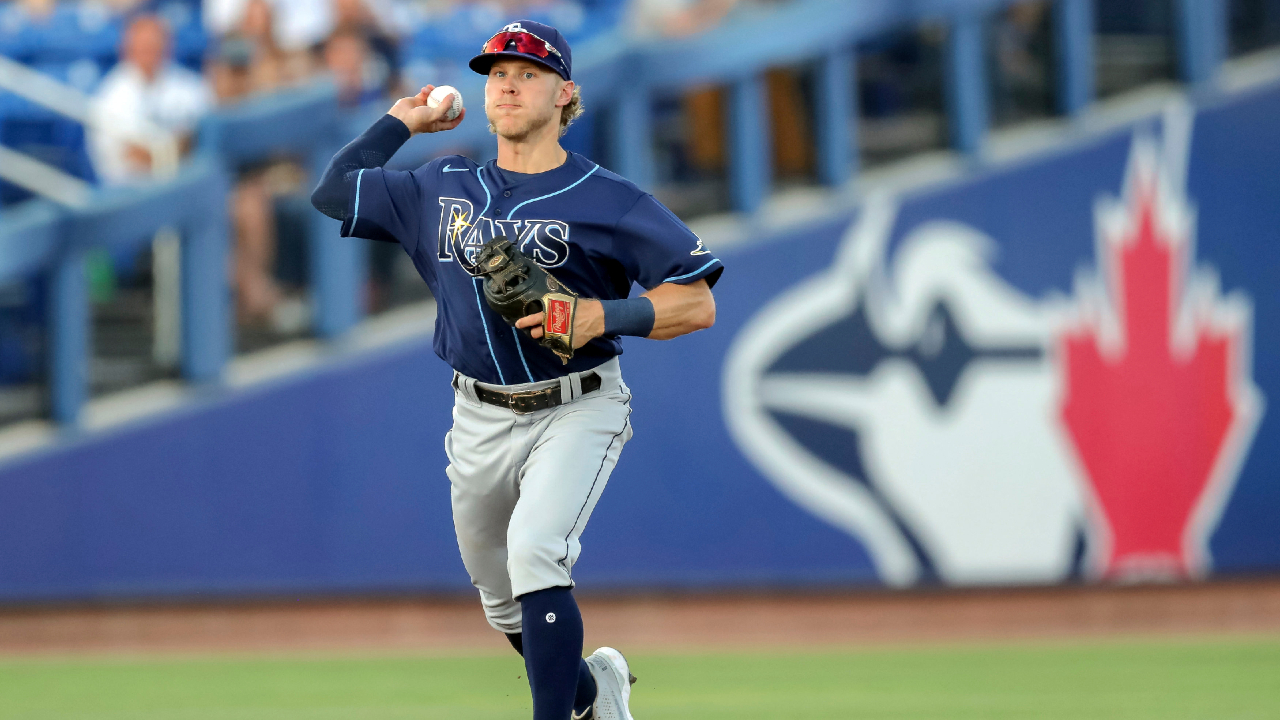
[503,22,525,32]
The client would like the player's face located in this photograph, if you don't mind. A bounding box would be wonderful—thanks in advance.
[485,60,569,141]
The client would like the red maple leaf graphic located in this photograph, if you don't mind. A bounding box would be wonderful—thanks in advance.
[1059,166,1253,580]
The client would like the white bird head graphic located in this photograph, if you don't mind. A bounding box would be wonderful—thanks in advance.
[723,195,1085,586]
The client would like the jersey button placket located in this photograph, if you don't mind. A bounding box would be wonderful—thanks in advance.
[503,191,512,197]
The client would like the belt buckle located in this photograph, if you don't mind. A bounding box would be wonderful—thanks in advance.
[508,389,545,415]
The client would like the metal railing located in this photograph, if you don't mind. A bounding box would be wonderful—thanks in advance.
[197,83,357,339]
[0,0,1233,427]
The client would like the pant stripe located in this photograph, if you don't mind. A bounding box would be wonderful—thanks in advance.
[557,392,632,573]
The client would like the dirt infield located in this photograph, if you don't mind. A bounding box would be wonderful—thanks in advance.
[2,579,1279,656]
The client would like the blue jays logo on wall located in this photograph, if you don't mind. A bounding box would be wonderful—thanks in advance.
[723,108,1265,587]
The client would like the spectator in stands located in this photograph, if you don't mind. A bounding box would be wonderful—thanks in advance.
[100,0,151,14]
[205,0,331,84]
[991,0,1052,123]
[205,0,315,328]
[208,0,291,98]
[88,15,213,184]
[13,0,56,20]
[324,27,389,107]
[208,33,264,101]
[332,0,403,98]
[334,0,403,41]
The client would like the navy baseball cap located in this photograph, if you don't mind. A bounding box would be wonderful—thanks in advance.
[469,20,572,81]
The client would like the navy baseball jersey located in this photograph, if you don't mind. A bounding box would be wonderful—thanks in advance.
[341,151,723,384]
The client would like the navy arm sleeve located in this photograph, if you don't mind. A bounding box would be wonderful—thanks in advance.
[612,194,724,290]
[310,114,428,251]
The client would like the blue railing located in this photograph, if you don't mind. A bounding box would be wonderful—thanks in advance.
[197,83,361,339]
[0,0,1232,427]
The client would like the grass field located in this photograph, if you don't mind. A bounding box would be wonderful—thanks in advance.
[3,637,1278,720]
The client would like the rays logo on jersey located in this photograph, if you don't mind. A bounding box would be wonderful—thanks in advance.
[723,121,1263,587]
[437,197,571,275]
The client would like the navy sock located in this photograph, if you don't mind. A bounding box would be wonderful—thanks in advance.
[505,629,597,716]
[519,587,597,720]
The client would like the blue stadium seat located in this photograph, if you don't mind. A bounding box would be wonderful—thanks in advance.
[0,3,37,62]
[23,4,122,66]
[32,59,104,94]
[405,1,622,67]
[423,5,502,62]
[156,0,208,70]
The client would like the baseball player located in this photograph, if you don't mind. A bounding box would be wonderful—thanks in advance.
[310,19,722,720]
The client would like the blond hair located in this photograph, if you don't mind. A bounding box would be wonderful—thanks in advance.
[559,85,583,136]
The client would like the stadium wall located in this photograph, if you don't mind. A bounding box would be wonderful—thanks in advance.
[2,80,1278,602]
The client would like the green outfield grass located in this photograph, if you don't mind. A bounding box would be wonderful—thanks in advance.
[2,637,1278,720]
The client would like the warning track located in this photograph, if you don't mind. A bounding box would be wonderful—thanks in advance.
[1,579,1278,656]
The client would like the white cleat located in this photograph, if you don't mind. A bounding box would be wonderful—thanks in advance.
[581,646,637,720]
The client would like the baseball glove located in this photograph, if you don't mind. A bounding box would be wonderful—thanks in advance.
[474,237,578,364]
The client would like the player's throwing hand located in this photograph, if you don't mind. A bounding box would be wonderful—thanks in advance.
[388,85,466,136]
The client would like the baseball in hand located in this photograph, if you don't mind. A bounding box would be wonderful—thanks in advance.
[427,85,463,121]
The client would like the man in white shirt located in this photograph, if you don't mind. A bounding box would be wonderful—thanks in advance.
[89,15,214,184]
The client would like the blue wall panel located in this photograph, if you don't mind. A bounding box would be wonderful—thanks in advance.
[0,345,467,600]
[1189,87,1280,572]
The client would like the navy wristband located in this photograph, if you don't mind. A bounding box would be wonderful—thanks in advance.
[600,297,655,338]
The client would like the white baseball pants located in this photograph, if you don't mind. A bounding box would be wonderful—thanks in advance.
[446,358,633,634]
